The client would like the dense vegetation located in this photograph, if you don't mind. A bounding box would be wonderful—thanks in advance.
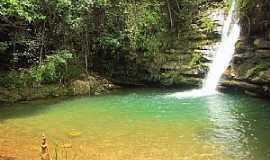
[0,0,223,89]
[237,0,270,36]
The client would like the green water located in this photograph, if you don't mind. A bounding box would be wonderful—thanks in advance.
[1,88,270,160]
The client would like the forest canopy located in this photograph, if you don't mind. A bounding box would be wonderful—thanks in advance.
[0,0,222,87]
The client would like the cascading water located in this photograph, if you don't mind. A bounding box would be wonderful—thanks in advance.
[203,0,240,92]
[168,0,240,98]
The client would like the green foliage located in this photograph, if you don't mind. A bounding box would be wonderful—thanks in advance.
[98,33,124,49]
[237,0,256,14]
[160,71,180,86]
[246,64,265,78]
[160,71,199,86]
[126,3,165,55]
[30,50,73,83]
[0,50,74,88]
[189,53,204,67]
[199,16,217,33]
[0,0,45,21]
[0,0,223,87]
[0,42,8,54]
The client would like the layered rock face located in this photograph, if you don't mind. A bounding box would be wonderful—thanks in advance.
[221,0,270,97]
[221,38,270,97]
[233,38,270,84]
[153,9,227,87]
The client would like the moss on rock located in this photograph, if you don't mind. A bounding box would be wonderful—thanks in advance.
[0,74,117,103]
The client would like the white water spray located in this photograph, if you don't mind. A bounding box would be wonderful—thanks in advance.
[168,0,240,98]
[203,0,240,92]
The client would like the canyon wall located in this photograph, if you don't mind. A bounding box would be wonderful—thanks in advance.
[222,0,270,97]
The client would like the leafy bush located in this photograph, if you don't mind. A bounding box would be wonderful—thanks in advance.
[189,53,204,67]
[200,16,217,33]
[30,49,73,83]
[237,0,256,14]
[0,49,77,88]
[0,0,45,22]
[98,33,124,49]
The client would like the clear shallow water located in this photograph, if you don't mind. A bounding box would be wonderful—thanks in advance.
[1,89,270,160]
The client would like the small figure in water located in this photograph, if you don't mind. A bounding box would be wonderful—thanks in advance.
[40,134,51,160]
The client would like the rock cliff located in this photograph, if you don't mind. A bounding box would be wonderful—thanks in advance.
[221,0,270,97]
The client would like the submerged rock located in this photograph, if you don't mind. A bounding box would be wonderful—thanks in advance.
[61,143,72,148]
[235,40,251,53]
[68,129,82,138]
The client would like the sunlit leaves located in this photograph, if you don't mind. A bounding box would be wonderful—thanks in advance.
[0,0,45,22]
[0,0,224,83]
[31,49,73,83]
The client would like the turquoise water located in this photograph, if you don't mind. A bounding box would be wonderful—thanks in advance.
[0,88,270,160]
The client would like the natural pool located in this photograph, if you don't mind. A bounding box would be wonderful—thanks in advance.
[0,88,270,160]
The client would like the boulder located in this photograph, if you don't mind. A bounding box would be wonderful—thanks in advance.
[71,80,91,95]
[263,85,270,92]
[254,39,270,49]
[223,67,236,78]
[232,61,256,80]
[235,40,250,53]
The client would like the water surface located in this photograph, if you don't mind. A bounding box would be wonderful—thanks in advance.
[0,88,270,160]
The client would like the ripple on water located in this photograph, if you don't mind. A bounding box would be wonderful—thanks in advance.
[0,89,270,160]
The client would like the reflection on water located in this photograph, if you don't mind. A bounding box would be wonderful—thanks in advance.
[0,89,270,160]
[207,95,250,159]
[206,94,270,160]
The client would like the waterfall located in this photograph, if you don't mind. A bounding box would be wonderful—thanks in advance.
[202,0,240,92]
[167,0,240,98]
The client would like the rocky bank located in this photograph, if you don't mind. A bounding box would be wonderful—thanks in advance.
[0,74,117,103]
[220,0,270,98]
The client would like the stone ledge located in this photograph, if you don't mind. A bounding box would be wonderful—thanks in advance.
[255,49,270,58]
[254,39,270,50]
[219,80,270,98]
